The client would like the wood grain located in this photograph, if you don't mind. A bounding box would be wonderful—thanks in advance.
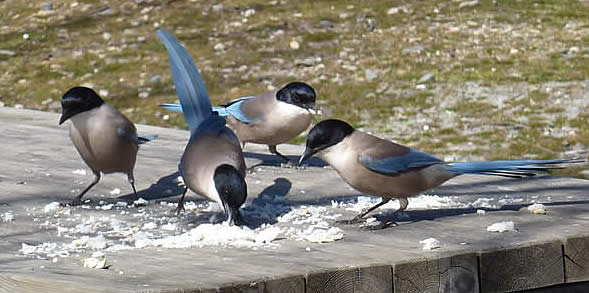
[218,281,264,293]
[479,241,564,293]
[564,235,589,283]
[0,274,116,293]
[264,275,304,293]
[306,265,392,293]
[393,253,478,293]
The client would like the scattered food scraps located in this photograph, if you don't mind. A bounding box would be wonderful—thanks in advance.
[82,251,108,269]
[527,203,546,215]
[133,198,148,206]
[419,238,441,250]
[304,227,344,243]
[43,202,61,213]
[2,212,14,222]
[487,221,516,232]
[71,169,87,175]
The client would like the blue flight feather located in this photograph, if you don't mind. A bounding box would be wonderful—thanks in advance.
[212,106,230,116]
[218,97,262,123]
[162,96,263,124]
[157,29,212,136]
[359,149,444,175]
[444,159,573,175]
[160,103,183,113]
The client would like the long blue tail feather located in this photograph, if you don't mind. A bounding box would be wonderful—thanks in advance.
[157,29,212,135]
[445,159,579,177]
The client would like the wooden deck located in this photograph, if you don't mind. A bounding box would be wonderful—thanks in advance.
[1,107,589,293]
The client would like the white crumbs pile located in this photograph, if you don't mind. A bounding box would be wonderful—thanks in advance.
[2,212,14,223]
[419,238,441,250]
[487,221,517,232]
[21,194,348,261]
[527,203,547,214]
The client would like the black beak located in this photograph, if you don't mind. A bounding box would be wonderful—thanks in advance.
[59,107,84,125]
[58,112,72,125]
[298,148,316,165]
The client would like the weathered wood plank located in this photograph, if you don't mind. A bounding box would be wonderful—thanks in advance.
[393,253,478,293]
[564,235,589,283]
[0,274,116,293]
[264,275,304,293]
[479,241,564,293]
[306,267,357,293]
[218,281,264,293]
[356,265,392,293]
[516,280,589,292]
[306,265,392,293]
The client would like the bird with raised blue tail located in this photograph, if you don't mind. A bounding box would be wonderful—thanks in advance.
[157,29,247,225]
[299,119,581,229]
[161,81,319,164]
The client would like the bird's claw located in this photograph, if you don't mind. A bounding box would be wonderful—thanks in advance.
[279,160,296,168]
[336,217,364,225]
[62,198,84,207]
[172,204,185,215]
[360,220,398,231]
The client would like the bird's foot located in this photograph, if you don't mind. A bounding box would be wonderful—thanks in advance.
[336,216,365,225]
[280,160,308,170]
[279,160,296,168]
[246,163,264,174]
[172,203,185,215]
[360,220,398,231]
[61,198,85,207]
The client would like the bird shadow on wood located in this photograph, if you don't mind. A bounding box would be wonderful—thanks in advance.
[241,177,293,228]
[275,176,589,230]
[379,198,589,224]
[431,176,585,197]
[117,171,185,201]
[244,151,327,169]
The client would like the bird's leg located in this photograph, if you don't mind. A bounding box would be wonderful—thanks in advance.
[172,187,188,215]
[362,197,408,230]
[127,173,138,200]
[337,198,391,224]
[268,145,292,164]
[66,172,101,206]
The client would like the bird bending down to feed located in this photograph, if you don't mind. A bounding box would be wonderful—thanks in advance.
[158,29,247,225]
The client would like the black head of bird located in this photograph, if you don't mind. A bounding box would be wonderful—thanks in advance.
[59,87,105,125]
[214,164,248,225]
[299,119,355,164]
[276,82,316,110]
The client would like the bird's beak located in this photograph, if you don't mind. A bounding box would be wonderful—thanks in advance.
[58,111,73,125]
[299,148,316,165]
[308,108,323,115]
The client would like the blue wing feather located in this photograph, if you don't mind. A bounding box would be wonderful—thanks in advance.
[160,103,183,113]
[359,149,443,175]
[222,98,263,124]
[157,29,212,136]
[161,96,263,124]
